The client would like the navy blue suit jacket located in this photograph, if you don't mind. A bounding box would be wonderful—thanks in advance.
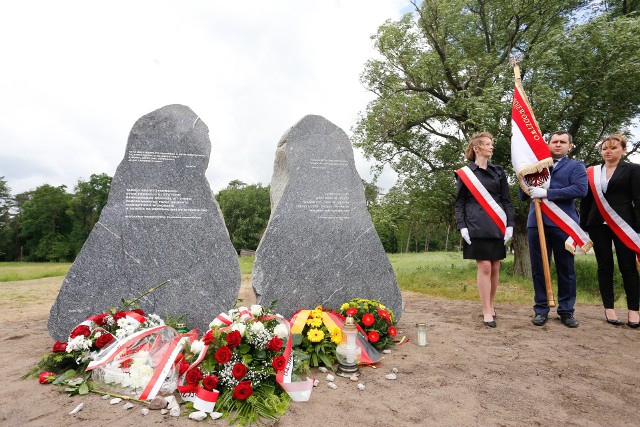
[519,157,588,228]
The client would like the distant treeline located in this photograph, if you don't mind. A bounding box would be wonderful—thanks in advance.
[0,175,458,262]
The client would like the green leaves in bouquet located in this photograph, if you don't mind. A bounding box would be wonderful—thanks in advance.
[216,384,291,427]
[53,369,91,396]
[21,351,81,380]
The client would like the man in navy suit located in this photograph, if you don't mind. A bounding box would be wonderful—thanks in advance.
[520,130,588,327]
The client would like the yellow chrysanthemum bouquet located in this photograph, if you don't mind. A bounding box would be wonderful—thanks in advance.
[289,306,342,368]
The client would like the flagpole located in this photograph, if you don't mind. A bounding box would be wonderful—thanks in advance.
[511,59,556,308]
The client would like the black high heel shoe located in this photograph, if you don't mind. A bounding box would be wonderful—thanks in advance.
[605,311,622,326]
[483,320,496,328]
[628,311,640,328]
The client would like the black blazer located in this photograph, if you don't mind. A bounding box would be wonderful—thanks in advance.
[580,160,640,232]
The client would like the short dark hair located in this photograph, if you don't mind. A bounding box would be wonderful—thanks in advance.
[549,130,572,144]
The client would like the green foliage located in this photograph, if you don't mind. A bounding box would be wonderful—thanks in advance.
[214,385,291,426]
[68,173,112,257]
[216,181,271,252]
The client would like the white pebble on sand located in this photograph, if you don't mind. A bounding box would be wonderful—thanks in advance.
[161,409,169,415]
[123,403,134,410]
[383,349,392,354]
[189,411,207,421]
[357,383,366,391]
[326,374,335,382]
[69,403,84,415]
[313,379,320,387]
[141,408,149,416]
[328,382,338,390]
[210,412,223,420]
[385,373,397,380]
[110,398,122,405]
[392,367,399,373]
[102,394,110,400]
[165,395,179,410]
[349,375,359,382]
[170,406,180,417]
[318,367,328,373]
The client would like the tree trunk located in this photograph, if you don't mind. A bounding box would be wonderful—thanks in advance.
[511,227,531,277]
[444,223,451,251]
[424,234,429,252]
[405,226,412,253]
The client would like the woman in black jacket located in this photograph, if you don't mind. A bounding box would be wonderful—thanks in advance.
[455,132,515,327]
[580,134,640,328]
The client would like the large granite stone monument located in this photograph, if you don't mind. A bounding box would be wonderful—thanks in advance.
[48,104,241,340]
[252,115,403,318]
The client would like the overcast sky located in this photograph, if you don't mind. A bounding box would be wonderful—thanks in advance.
[0,1,412,196]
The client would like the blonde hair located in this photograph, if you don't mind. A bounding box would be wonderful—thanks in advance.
[600,133,628,150]
[464,132,494,162]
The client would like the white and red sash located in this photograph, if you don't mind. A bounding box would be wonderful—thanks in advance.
[587,166,640,266]
[538,199,592,254]
[455,166,507,235]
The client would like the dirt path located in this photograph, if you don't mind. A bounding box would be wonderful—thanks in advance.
[1,277,639,426]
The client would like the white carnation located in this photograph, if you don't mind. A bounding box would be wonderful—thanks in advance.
[190,339,205,355]
[115,329,128,340]
[129,361,154,389]
[273,323,289,339]
[67,335,91,352]
[250,321,265,334]
[250,305,263,316]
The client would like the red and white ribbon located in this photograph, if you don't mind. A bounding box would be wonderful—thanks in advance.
[455,166,507,235]
[539,199,592,254]
[86,325,167,370]
[138,335,186,400]
[193,387,219,413]
[275,315,314,402]
[588,166,640,265]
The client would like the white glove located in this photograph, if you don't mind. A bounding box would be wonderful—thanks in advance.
[529,187,548,199]
[460,228,471,245]
[504,226,513,244]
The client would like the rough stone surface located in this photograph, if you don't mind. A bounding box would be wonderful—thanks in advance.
[48,105,240,340]
[252,115,402,318]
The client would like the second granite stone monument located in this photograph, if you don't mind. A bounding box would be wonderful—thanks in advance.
[252,115,403,318]
[48,104,241,340]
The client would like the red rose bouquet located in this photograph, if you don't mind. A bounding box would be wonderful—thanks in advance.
[338,298,397,351]
[180,304,308,425]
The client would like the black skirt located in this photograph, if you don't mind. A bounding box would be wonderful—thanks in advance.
[463,238,506,260]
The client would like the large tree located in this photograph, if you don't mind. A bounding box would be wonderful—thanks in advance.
[355,0,640,273]
[215,181,271,252]
[68,173,112,256]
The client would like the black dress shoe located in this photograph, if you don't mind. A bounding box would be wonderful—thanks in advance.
[605,312,622,325]
[483,320,497,328]
[627,321,640,329]
[532,313,547,326]
[560,313,579,328]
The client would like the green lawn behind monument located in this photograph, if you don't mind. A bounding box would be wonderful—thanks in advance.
[0,253,620,307]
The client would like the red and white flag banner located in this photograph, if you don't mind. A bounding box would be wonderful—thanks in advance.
[455,166,507,235]
[538,199,593,254]
[587,166,640,266]
[511,81,553,191]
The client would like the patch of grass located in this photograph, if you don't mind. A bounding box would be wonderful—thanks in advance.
[394,252,606,306]
[0,262,71,282]
[238,256,254,275]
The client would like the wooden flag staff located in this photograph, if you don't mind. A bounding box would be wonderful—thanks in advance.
[512,60,556,308]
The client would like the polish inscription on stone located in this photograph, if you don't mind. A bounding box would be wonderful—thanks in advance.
[252,115,403,319]
[48,104,241,340]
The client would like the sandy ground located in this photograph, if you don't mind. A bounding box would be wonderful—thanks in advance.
[1,276,639,426]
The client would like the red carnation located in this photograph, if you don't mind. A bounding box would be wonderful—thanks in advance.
[178,361,191,376]
[202,375,219,391]
[95,333,115,349]
[215,346,232,364]
[185,368,203,385]
[69,324,91,338]
[52,340,67,353]
[266,336,283,352]
[367,330,380,343]
[346,307,358,316]
[232,363,248,380]
[225,330,242,348]
[362,313,375,327]
[232,381,253,400]
[203,330,215,345]
[387,326,397,337]
[132,309,145,317]
[272,355,286,371]
[39,371,56,384]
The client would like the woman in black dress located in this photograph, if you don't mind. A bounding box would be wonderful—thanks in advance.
[455,132,515,327]
[580,134,640,328]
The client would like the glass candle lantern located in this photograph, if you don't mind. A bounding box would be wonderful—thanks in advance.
[335,315,362,377]
[416,323,428,347]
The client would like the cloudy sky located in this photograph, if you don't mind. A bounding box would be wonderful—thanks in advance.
[0,1,412,196]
